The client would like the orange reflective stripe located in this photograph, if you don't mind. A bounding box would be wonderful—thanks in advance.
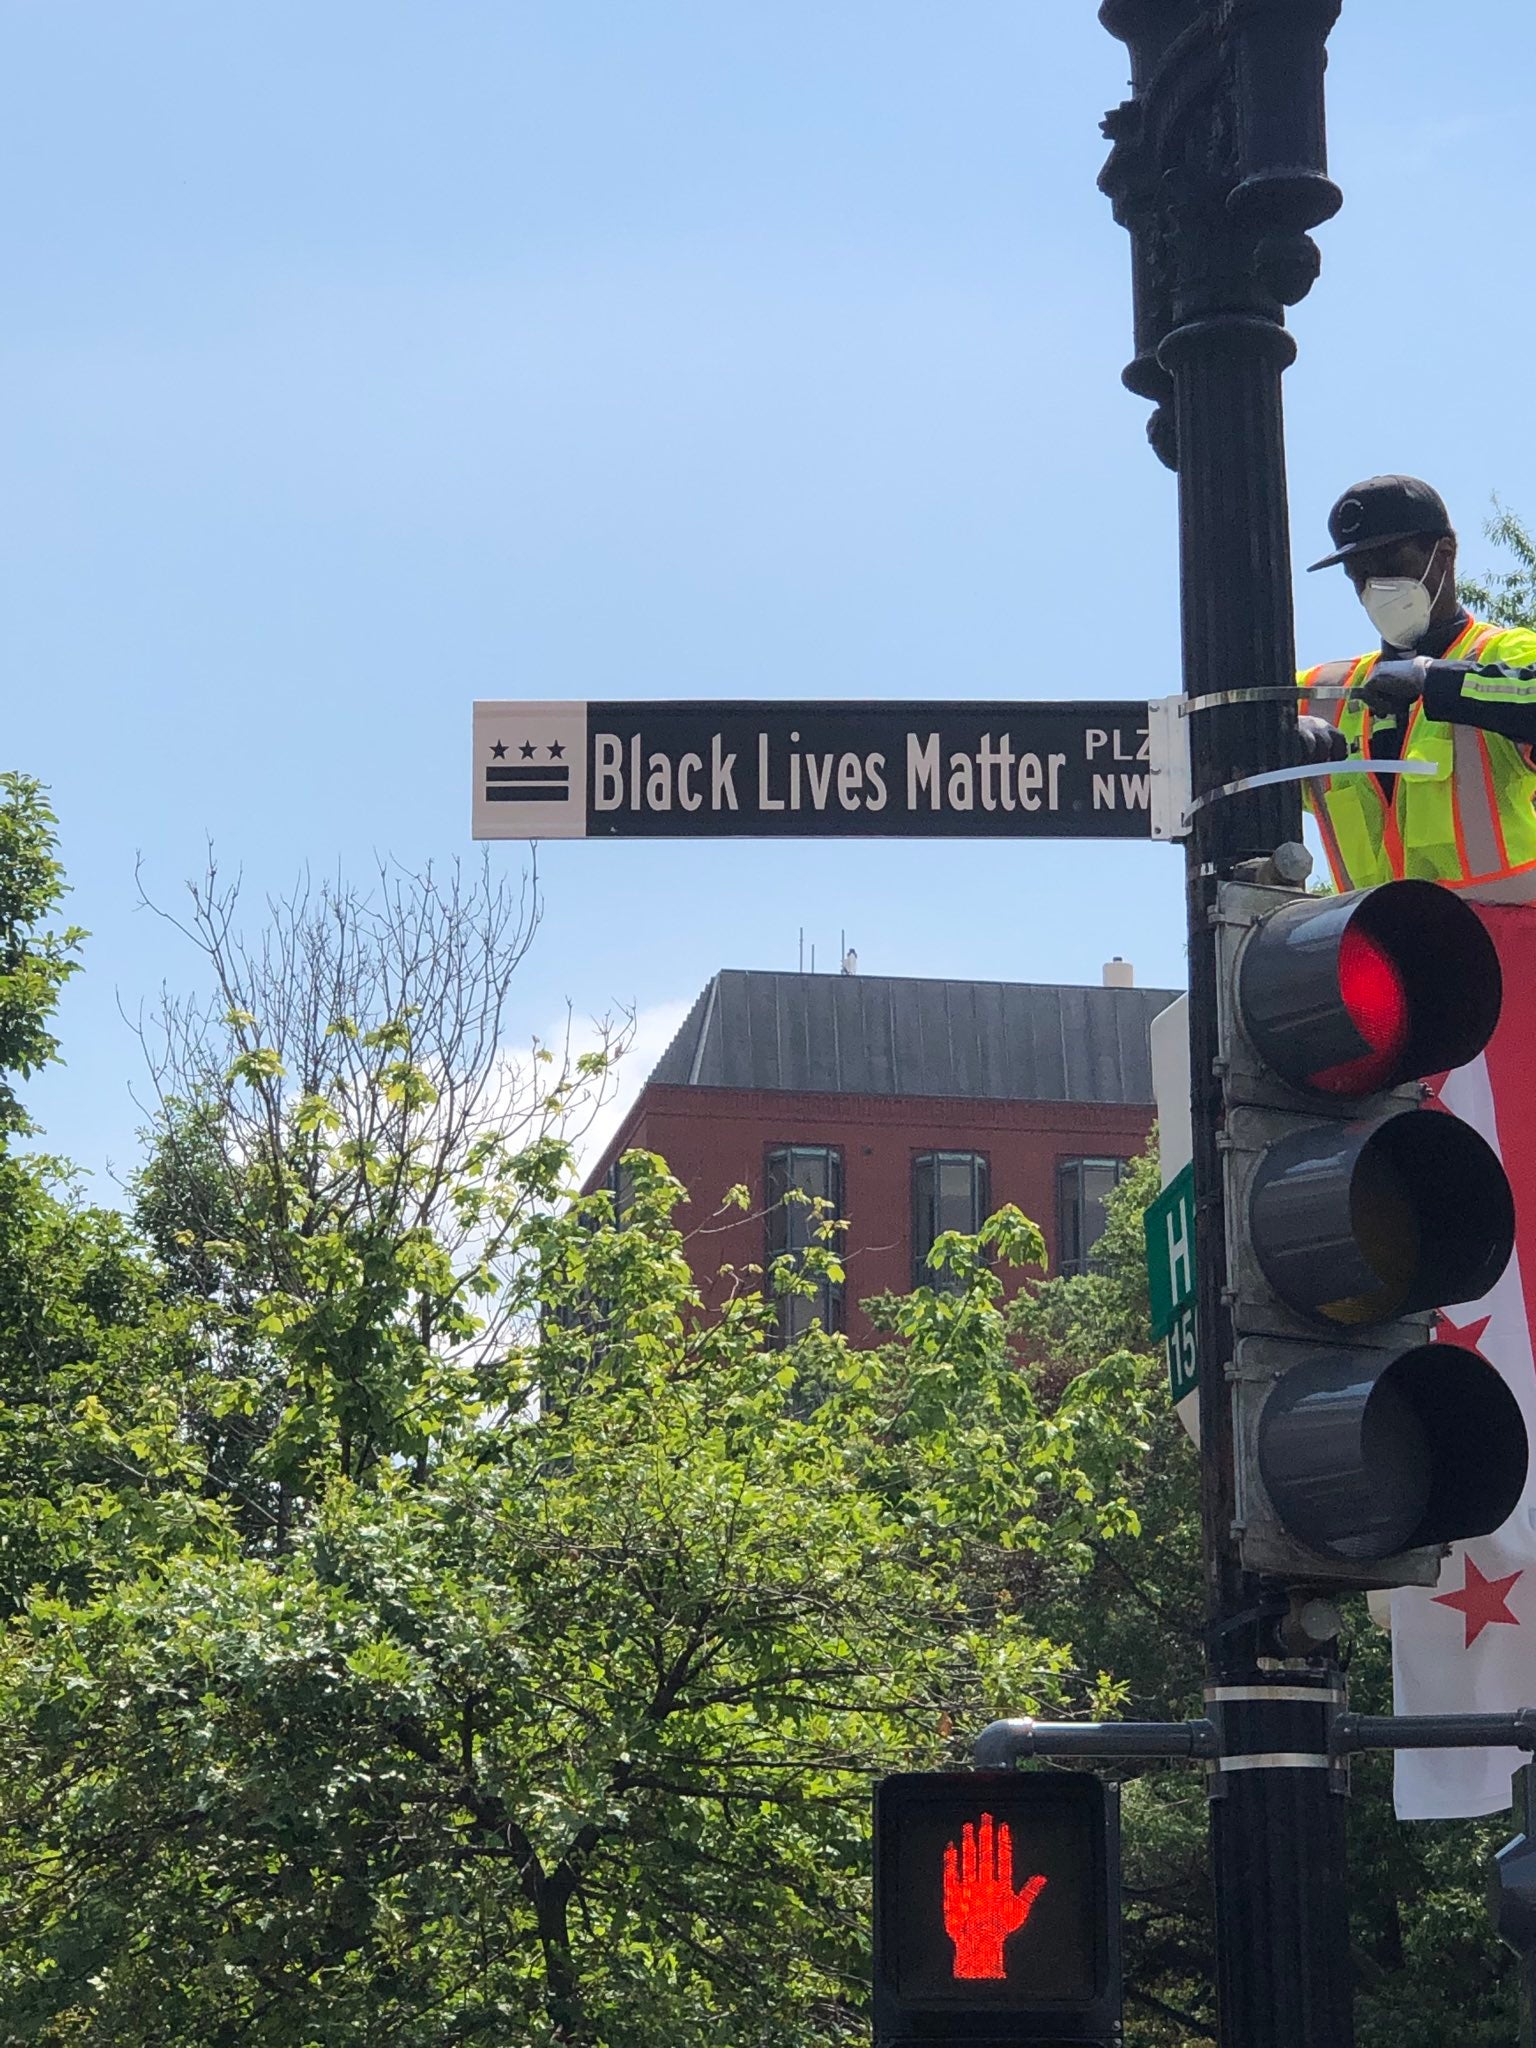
[1455,621,1501,661]
[1460,860,1536,903]
[1480,732,1511,870]
[1444,624,1515,883]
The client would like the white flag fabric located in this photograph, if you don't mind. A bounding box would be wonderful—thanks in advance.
[1392,905,1536,1820]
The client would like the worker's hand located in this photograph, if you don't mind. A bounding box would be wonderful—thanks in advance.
[1296,714,1349,766]
[1352,656,1432,718]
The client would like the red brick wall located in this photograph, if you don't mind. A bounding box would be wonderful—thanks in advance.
[585,1083,1154,1344]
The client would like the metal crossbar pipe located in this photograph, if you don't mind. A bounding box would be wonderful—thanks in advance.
[973,1716,1221,1768]
[1334,1709,1536,1755]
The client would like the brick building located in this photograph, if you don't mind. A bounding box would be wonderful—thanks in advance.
[583,966,1180,1345]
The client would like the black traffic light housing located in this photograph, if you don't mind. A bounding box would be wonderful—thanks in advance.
[872,1771,1121,2046]
[1218,878,1527,1589]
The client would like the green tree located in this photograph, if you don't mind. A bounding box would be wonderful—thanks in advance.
[0,777,201,1619]
[1463,501,1536,631]
[0,773,83,1139]
[0,850,1153,2046]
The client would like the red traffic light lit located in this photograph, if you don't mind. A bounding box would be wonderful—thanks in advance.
[1238,880,1500,1098]
[873,1771,1120,2044]
[1312,923,1410,1094]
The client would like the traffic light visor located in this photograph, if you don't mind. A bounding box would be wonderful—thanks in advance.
[1238,881,1501,1096]
[1258,1342,1528,1561]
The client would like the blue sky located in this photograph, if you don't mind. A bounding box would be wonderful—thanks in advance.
[6,1,1535,1188]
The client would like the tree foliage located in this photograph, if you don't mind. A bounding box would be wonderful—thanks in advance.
[1462,500,1536,630]
[0,829,1153,2045]
[0,775,83,1139]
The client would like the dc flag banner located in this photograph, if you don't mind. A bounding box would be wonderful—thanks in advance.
[1393,904,1536,1820]
[472,699,1160,842]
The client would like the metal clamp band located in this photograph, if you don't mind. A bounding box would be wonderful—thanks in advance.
[1216,1752,1331,1773]
[1183,757,1432,824]
[1205,1685,1346,1706]
[1181,684,1357,711]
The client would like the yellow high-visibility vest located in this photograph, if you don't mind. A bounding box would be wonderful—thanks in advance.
[1300,619,1536,901]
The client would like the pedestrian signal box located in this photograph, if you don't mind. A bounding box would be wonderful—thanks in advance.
[873,1771,1120,2045]
[1217,877,1528,1588]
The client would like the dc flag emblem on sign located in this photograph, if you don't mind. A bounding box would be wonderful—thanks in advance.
[872,1772,1120,2044]
[484,742,571,805]
[472,702,589,838]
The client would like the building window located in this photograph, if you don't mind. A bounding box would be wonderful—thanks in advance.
[912,1151,990,1288]
[605,1156,636,1222]
[1056,1156,1130,1277]
[765,1146,844,1341]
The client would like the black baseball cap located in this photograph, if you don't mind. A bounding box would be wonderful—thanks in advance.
[1308,475,1453,571]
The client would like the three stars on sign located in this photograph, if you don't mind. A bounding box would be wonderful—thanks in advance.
[489,741,565,760]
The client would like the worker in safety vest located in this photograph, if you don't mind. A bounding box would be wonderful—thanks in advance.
[1297,474,1536,902]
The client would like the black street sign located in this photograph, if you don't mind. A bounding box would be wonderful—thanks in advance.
[472,699,1163,840]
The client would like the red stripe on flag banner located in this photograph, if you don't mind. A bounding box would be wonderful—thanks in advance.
[1474,905,1536,1364]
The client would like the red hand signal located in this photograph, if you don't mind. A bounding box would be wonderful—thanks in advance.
[942,1812,1048,1980]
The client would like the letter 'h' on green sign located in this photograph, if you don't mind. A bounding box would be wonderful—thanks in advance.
[1144,1162,1197,1402]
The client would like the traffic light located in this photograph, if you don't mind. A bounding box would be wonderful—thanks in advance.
[872,1771,1120,2045]
[1219,876,1528,1588]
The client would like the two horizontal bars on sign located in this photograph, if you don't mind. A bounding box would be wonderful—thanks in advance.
[485,765,571,804]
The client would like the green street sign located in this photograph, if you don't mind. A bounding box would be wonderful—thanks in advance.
[1145,1162,1198,1403]
[1164,1301,1198,1405]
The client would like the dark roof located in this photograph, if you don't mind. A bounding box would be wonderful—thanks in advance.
[648,969,1180,1106]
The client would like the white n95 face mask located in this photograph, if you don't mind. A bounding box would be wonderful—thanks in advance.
[1360,551,1447,649]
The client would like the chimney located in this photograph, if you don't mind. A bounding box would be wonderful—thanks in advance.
[1102,956,1134,989]
[841,947,859,976]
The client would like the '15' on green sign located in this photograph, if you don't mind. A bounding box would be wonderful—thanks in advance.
[1144,1162,1197,1404]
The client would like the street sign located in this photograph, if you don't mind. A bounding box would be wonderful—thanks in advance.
[1149,996,1201,1434]
[1145,1160,1195,1341]
[873,1771,1121,2045]
[472,699,1165,840]
[1145,1159,1198,1408]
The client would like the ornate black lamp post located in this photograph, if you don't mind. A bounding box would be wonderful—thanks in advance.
[1098,6,1349,2044]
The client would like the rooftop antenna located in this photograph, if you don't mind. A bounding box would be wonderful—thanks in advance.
[799,927,804,973]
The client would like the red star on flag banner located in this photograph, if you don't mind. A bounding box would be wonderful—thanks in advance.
[1435,1310,1492,1352]
[1433,1557,1524,1649]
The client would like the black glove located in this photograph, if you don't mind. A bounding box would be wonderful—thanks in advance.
[1352,655,1431,719]
[1296,714,1349,766]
